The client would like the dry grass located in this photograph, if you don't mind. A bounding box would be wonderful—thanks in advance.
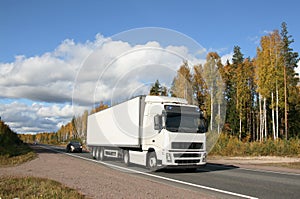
[0,144,37,167]
[0,176,86,199]
[210,134,300,157]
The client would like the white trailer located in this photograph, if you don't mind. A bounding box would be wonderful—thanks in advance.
[87,95,207,170]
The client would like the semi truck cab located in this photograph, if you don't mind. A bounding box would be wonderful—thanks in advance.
[141,96,207,169]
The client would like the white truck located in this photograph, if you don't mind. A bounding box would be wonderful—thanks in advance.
[87,95,207,170]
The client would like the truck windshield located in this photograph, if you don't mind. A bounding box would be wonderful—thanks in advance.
[164,105,207,133]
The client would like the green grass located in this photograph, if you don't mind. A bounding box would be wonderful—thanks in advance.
[0,176,86,199]
[0,144,37,167]
[209,134,300,157]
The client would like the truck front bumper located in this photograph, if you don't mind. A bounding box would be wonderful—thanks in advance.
[161,150,207,167]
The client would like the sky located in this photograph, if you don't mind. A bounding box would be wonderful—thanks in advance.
[1,0,300,134]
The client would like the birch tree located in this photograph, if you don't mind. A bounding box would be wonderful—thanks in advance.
[203,52,223,132]
[171,61,193,104]
[255,36,273,141]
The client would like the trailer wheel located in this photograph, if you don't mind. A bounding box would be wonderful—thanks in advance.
[123,150,130,166]
[147,152,157,171]
[92,147,96,159]
[95,147,100,160]
[99,147,105,161]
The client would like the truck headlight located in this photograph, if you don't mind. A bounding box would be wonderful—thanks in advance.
[166,153,172,162]
[202,153,207,162]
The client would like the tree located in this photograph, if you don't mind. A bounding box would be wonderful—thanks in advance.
[223,46,244,137]
[222,60,238,135]
[91,102,109,114]
[232,46,244,65]
[203,52,223,132]
[280,22,300,139]
[255,34,275,141]
[171,61,194,104]
[149,80,168,96]
[150,80,161,96]
[236,58,254,140]
[0,120,22,145]
[254,24,300,140]
[193,64,208,110]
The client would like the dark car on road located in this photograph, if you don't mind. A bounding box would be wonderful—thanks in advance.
[66,141,83,153]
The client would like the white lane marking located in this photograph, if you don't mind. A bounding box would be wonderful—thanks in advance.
[208,162,300,176]
[39,145,258,199]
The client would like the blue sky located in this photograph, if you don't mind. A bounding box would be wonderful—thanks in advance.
[2,0,300,61]
[1,0,300,133]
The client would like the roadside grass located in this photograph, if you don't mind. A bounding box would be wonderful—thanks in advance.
[0,120,37,167]
[0,176,86,199]
[0,144,36,167]
[209,133,300,157]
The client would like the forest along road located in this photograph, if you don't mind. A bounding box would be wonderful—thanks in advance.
[44,144,300,199]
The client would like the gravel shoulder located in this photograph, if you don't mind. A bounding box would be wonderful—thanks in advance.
[0,145,212,199]
[208,156,300,174]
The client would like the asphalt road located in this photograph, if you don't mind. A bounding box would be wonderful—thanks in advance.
[44,144,300,199]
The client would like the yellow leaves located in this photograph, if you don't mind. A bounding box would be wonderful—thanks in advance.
[255,30,283,98]
[172,61,194,104]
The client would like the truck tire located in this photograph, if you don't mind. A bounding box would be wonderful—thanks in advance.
[95,147,100,160]
[92,147,96,159]
[123,150,130,166]
[95,147,104,161]
[99,147,105,161]
[147,152,157,171]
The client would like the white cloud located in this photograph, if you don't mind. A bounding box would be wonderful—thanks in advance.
[263,30,274,35]
[0,101,87,133]
[221,52,233,65]
[296,61,300,79]
[0,32,207,133]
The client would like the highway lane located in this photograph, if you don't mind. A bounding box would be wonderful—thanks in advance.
[42,144,300,199]
[157,164,300,199]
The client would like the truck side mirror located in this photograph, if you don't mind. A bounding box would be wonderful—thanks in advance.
[198,118,208,133]
[154,114,162,130]
[197,111,208,133]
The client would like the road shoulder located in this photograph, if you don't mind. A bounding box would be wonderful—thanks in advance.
[208,156,300,174]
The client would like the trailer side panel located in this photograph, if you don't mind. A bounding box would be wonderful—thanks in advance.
[87,97,142,147]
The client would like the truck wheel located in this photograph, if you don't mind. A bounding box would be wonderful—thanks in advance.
[147,152,157,171]
[123,150,130,166]
[92,147,96,159]
[95,147,100,160]
[99,147,105,161]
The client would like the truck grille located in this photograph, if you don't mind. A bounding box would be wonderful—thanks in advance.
[175,159,200,164]
[171,142,203,150]
[173,153,201,158]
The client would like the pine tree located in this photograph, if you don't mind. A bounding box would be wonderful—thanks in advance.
[150,80,162,96]
[280,22,300,138]
[223,46,244,136]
